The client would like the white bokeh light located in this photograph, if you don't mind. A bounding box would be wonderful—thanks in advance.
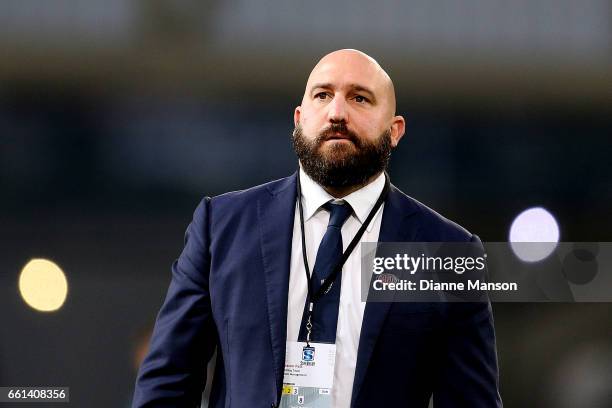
[509,207,560,262]
[19,259,68,312]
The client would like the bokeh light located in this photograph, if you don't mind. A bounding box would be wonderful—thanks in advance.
[509,207,560,262]
[19,259,68,312]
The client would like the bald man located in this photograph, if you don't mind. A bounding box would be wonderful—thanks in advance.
[133,50,502,408]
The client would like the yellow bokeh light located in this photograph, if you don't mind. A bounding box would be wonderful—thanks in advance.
[19,259,68,312]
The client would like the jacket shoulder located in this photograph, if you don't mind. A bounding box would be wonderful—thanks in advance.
[391,185,473,242]
[203,174,296,220]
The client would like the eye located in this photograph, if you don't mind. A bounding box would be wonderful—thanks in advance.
[314,92,328,101]
[354,95,369,103]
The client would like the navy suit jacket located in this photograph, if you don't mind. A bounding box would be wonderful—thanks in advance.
[133,173,502,407]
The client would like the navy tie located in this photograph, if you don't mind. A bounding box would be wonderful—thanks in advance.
[298,201,353,343]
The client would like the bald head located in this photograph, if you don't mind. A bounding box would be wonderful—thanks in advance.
[304,49,397,115]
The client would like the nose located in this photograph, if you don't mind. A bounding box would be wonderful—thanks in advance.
[327,95,348,123]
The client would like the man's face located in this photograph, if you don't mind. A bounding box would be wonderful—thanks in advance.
[293,50,405,188]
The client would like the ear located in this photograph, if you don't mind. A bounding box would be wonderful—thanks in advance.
[294,106,302,127]
[389,115,406,148]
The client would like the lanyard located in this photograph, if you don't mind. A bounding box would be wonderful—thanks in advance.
[296,171,390,345]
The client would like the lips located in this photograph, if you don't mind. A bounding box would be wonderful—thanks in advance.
[325,132,351,140]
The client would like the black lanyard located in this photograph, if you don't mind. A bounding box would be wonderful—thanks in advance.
[296,171,390,344]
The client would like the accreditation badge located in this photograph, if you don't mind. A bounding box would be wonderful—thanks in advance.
[280,341,336,408]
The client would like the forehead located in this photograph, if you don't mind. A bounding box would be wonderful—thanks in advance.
[306,55,386,94]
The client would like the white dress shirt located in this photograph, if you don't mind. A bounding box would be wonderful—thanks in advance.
[286,168,385,408]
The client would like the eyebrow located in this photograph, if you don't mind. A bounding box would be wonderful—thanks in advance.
[310,82,377,102]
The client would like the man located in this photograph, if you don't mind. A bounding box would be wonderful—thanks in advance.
[133,49,502,407]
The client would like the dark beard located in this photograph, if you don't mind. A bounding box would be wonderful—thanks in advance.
[292,122,392,188]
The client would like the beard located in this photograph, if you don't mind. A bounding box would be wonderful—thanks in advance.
[292,122,392,189]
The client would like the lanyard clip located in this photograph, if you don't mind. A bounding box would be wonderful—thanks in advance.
[305,302,314,346]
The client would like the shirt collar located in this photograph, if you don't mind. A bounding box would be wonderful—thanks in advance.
[298,167,386,232]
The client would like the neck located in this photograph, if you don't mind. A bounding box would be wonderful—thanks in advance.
[322,172,383,198]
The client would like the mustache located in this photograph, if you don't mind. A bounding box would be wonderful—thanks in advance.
[317,123,362,147]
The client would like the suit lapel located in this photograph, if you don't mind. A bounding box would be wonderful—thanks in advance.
[257,173,297,399]
[351,185,421,406]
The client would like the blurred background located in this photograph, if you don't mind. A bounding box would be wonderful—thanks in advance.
[1,0,611,406]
